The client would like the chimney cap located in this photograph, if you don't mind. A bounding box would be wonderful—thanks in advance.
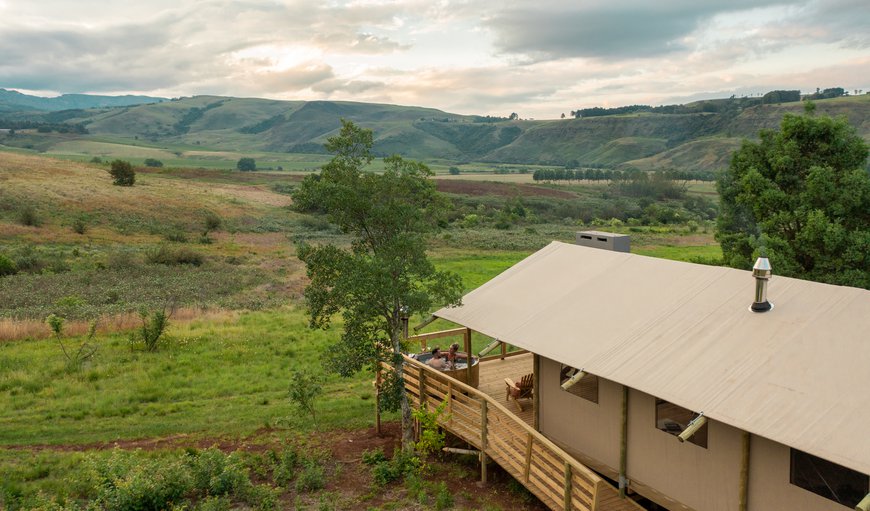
[752,257,772,279]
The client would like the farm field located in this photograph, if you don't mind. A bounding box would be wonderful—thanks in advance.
[0,149,721,510]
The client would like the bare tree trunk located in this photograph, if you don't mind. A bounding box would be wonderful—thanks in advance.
[392,329,416,453]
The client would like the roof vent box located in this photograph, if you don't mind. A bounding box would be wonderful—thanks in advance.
[576,231,630,253]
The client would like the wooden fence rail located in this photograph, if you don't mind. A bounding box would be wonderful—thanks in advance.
[398,355,605,511]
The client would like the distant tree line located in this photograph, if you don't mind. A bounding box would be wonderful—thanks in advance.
[0,119,89,134]
[532,167,716,183]
[570,89,819,118]
[804,87,846,100]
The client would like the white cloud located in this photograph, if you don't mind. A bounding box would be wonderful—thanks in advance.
[0,0,867,118]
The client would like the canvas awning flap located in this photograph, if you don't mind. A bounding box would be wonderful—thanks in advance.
[435,241,870,475]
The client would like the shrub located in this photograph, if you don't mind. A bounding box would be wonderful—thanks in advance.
[370,450,420,487]
[131,308,169,352]
[0,254,16,276]
[294,459,325,493]
[17,204,41,226]
[90,156,103,164]
[448,166,460,175]
[108,160,135,186]
[434,481,453,510]
[71,216,87,234]
[361,448,387,466]
[143,158,163,168]
[145,245,203,266]
[46,314,98,374]
[163,227,188,243]
[289,370,323,426]
[188,449,250,496]
[237,157,256,172]
[272,447,300,487]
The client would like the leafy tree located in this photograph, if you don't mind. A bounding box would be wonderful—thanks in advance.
[236,157,256,171]
[293,119,463,452]
[144,158,163,167]
[508,112,519,120]
[716,110,870,288]
[108,159,135,186]
[288,370,324,426]
[448,166,460,175]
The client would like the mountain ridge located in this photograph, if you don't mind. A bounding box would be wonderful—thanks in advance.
[1,90,868,173]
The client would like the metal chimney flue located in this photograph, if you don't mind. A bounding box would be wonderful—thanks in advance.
[750,257,773,313]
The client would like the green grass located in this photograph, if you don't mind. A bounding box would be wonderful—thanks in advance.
[633,243,722,263]
[0,308,387,446]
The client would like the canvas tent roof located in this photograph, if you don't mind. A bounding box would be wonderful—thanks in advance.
[434,241,870,475]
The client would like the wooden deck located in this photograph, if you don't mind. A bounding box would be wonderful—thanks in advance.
[477,352,536,426]
[397,348,644,511]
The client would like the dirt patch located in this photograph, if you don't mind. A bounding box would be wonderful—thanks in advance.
[436,179,577,199]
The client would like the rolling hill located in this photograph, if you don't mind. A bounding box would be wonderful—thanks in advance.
[2,91,869,173]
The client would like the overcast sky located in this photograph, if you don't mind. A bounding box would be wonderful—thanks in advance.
[1,0,868,118]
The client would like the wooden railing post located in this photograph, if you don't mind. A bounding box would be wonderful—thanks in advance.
[563,461,573,510]
[524,432,534,482]
[480,399,488,484]
[417,366,426,407]
[464,328,473,384]
[447,381,453,421]
[500,342,507,360]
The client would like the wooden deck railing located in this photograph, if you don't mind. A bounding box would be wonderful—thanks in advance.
[400,354,608,511]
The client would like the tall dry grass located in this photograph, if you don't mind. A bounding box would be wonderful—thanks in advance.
[0,307,237,342]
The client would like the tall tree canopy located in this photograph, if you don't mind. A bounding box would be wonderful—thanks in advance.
[293,120,463,450]
[716,109,870,288]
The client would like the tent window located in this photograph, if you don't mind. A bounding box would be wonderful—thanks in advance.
[559,365,598,404]
[790,449,868,507]
[655,398,707,448]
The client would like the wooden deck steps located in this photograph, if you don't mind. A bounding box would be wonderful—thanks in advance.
[398,351,644,511]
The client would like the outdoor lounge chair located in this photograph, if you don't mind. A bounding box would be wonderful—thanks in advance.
[505,373,534,412]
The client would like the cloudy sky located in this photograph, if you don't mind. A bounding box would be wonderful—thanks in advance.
[1,0,868,118]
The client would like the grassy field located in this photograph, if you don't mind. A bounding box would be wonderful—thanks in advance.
[0,149,723,510]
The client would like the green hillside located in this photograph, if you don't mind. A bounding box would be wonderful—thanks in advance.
[2,93,869,173]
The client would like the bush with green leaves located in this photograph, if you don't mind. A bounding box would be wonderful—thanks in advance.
[288,370,323,425]
[17,204,40,227]
[108,160,135,186]
[294,458,326,493]
[369,450,420,488]
[145,245,203,266]
[271,447,300,488]
[130,308,169,352]
[143,158,163,168]
[237,157,256,172]
[0,254,16,276]
[46,314,97,373]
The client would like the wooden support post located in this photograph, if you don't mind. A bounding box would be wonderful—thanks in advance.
[524,433,534,483]
[618,385,629,498]
[418,366,426,408]
[375,368,382,435]
[480,399,488,484]
[500,342,507,360]
[563,461,573,511]
[533,354,541,431]
[464,328,473,385]
[447,381,453,421]
[739,431,750,511]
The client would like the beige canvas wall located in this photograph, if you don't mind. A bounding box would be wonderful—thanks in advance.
[538,357,621,474]
[538,356,864,511]
[626,389,743,511]
[748,435,856,511]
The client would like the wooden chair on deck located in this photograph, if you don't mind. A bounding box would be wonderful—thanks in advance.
[505,373,534,412]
